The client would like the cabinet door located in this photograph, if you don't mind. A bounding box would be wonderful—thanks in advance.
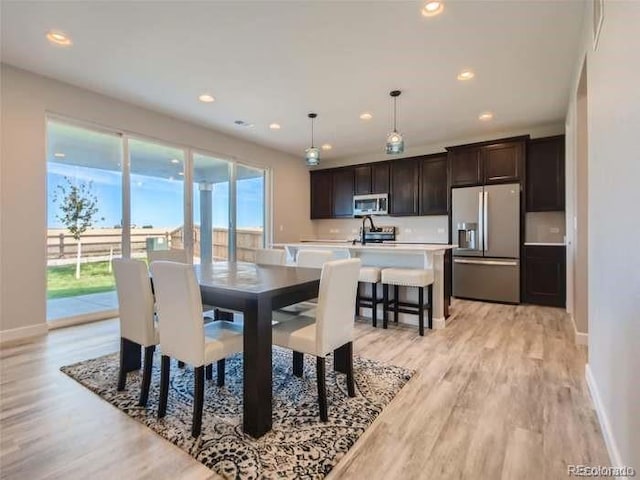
[390,158,420,216]
[310,170,333,219]
[483,142,523,184]
[526,136,565,211]
[354,165,372,195]
[449,148,482,187]
[420,155,448,215]
[332,168,354,217]
[524,246,566,307]
[372,162,390,194]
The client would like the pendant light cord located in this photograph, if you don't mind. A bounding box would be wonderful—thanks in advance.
[393,96,398,133]
[311,117,315,148]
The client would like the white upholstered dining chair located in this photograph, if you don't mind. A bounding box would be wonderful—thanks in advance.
[112,258,158,407]
[296,249,333,268]
[148,248,189,264]
[255,248,286,266]
[150,261,244,437]
[272,258,361,421]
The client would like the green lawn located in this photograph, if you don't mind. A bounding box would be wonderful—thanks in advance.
[47,260,116,299]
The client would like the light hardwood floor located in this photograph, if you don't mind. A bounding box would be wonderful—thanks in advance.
[0,300,609,480]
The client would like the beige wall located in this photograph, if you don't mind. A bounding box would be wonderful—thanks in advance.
[566,1,640,469]
[0,65,313,334]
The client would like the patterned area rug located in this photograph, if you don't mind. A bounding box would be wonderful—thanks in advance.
[61,347,413,479]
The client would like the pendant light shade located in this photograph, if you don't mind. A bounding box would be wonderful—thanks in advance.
[305,113,320,166]
[385,90,405,155]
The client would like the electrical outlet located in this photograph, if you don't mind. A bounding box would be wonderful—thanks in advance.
[351,229,358,234]
[404,228,412,234]
[279,225,284,232]
[437,228,445,234]
[550,227,560,234]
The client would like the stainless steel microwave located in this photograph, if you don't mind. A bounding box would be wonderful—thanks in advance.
[353,193,388,216]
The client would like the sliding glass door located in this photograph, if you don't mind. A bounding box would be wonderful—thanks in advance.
[128,138,185,259]
[46,117,269,322]
[46,120,122,321]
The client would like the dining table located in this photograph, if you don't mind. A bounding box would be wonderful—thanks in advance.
[120,261,353,439]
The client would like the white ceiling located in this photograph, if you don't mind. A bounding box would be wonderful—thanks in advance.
[1,1,584,160]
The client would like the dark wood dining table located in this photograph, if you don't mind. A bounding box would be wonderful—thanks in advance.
[120,261,351,438]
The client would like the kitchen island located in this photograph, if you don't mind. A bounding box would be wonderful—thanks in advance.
[276,242,455,329]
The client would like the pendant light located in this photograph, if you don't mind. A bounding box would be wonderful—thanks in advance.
[305,113,320,166]
[386,90,405,155]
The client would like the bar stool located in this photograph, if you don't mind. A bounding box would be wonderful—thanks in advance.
[381,268,434,336]
[355,267,382,327]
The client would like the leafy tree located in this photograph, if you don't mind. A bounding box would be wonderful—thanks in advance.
[53,177,103,279]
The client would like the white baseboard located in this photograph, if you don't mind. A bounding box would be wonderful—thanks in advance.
[0,323,49,344]
[571,314,589,345]
[48,309,118,330]
[585,364,622,467]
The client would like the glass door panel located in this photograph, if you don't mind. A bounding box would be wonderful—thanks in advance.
[192,152,230,263]
[46,120,122,321]
[128,138,185,260]
[236,164,265,262]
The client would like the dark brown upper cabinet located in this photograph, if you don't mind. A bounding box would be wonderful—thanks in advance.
[371,162,390,194]
[448,137,527,187]
[332,168,355,217]
[420,154,448,215]
[483,141,524,184]
[353,162,390,195]
[526,135,565,212]
[448,148,482,187]
[310,170,333,219]
[354,165,372,195]
[390,157,420,216]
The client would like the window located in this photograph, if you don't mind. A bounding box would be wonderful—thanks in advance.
[46,120,122,321]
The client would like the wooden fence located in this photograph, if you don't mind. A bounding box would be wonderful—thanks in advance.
[47,226,263,262]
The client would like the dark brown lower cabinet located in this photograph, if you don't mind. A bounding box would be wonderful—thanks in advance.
[524,245,566,307]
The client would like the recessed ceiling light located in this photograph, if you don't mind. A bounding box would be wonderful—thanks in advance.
[457,69,475,81]
[169,176,175,181]
[46,30,72,46]
[171,158,180,164]
[269,123,281,130]
[136,181,143,187]
[198,94,215,103]
[321,144,333,151]
[359,112,373,120]
[53,152,66,158]
[234,120,254,128]
[178,172,184,176]
[479,111,494,121]
[421,1,444,17]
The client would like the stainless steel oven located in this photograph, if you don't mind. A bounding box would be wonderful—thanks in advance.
[353,193,388,216]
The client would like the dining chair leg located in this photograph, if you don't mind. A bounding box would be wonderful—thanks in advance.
[293,351,304,377]
[217,359,226,387]
[316,356,328,422]
[382,284,389,329]
[138,345,155,406]
[192,365,204,437]
[117,337,128,391]
[205,364,213,380]
[428,284,433,330]
[394,285,400,323]
[158,355,171,418]
[418,286,425,337]
[345,342,356,398]
[355,282,360,317]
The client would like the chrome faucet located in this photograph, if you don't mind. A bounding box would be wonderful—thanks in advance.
[361,215,377,245]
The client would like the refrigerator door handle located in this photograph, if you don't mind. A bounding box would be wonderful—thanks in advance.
[483,191,489,252]
[478,191,484,251]
[454,258,518,266]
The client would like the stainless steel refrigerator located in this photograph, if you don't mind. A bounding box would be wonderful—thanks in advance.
[452,183,520,303]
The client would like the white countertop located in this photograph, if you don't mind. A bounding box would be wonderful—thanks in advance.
[276,242,455,253]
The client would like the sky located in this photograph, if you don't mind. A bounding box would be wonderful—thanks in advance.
[47,162,264,229]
